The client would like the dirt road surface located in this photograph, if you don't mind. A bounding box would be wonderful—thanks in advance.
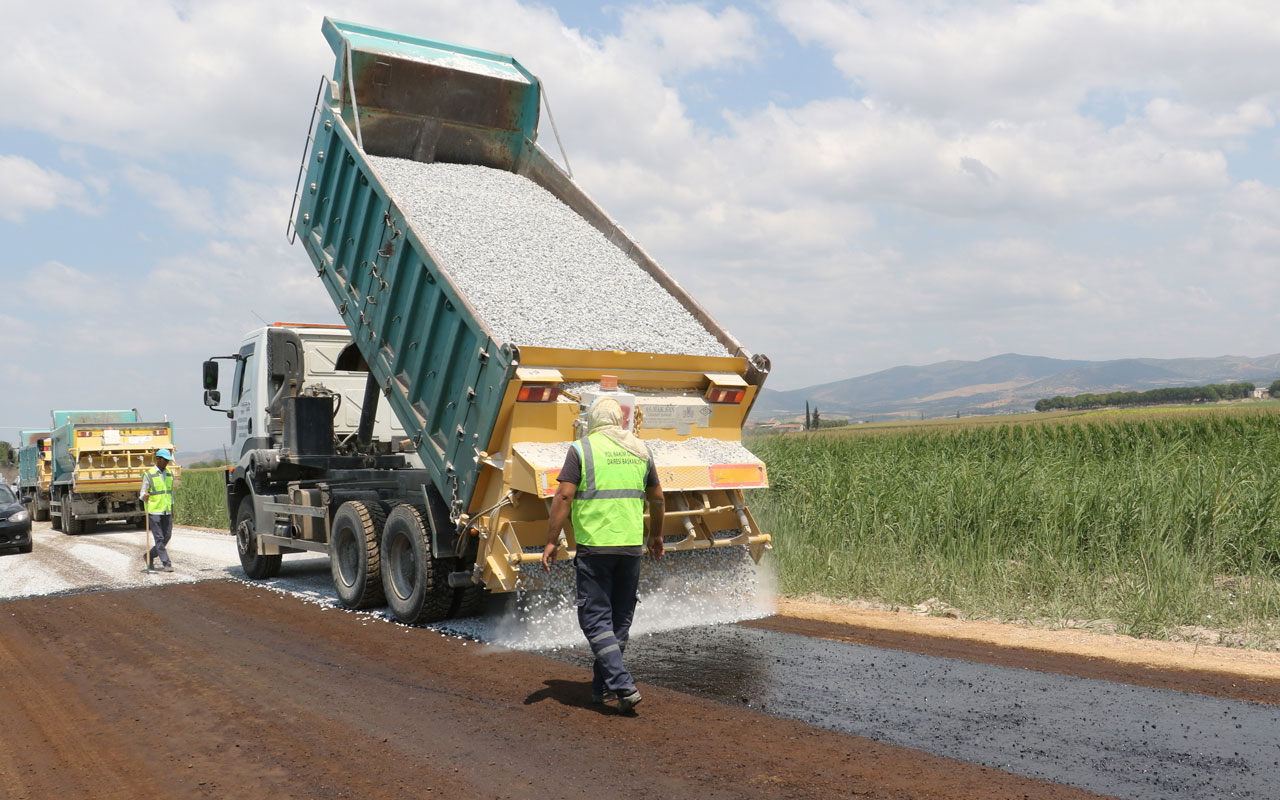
[0,580,1109,800]
[3,522,1279,798]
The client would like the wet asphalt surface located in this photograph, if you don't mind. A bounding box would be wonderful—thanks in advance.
[547,624,1280,800]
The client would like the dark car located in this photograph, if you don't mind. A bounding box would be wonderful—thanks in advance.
[0,484,32,554]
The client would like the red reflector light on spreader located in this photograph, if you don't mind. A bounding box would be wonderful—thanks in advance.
[517,385,559,402]
[706,388,745,404]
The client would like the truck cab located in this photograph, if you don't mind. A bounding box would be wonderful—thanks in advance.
[212,323,410,462]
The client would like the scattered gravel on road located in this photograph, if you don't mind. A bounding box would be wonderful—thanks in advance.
[0,523,243,601]
[367,157,728,357]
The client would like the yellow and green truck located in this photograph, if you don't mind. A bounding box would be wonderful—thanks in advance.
[17,429,52,521]
[48,410,180,534]
[201,18,771,624]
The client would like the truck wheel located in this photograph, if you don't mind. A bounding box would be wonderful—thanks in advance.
[51,506,63,531]
[235,496,282,579]
[64,496,85,535]
[454,582,487,618]
[380,504,454,624]
[330,501,386,609]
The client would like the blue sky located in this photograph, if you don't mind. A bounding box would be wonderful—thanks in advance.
[3,0,1280,453]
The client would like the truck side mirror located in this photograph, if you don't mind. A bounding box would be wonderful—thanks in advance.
[203,360,219,390]
[204,389,222,407]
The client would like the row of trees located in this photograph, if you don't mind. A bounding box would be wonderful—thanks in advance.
[804,401,822,430]
[801,402,849,429]
[1035,382,1258,412]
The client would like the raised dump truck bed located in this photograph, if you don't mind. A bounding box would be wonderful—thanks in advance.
[292,17,768,517]
[212,18,770,623]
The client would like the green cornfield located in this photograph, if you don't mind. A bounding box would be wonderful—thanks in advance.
[749,407,1280,644]
[174,469,230,529]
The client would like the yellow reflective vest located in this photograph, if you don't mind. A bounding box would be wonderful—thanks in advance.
[570,433,648,547]
[144,467,174,514]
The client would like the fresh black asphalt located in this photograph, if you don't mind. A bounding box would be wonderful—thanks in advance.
[549,624,1280,799]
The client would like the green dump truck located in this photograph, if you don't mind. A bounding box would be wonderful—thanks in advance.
[202,18,771,624]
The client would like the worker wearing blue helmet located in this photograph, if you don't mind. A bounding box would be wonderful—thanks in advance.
[140,448,177,572]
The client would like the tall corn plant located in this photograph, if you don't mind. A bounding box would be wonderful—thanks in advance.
[747,409,1280,639]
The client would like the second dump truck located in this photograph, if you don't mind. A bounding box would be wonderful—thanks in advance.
[203,18,772,624]
[18,429,52,521]
[46,410,180,534]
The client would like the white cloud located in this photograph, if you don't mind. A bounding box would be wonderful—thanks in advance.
[4,0,1280,417]
[773,0,1280,123]
[609,3,759,74]
[120,165,218,233]
[1144,98,1275,142]
[0,156,96,221]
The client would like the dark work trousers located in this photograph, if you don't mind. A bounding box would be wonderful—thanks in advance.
[574,552,642,695]
[148,513,173,567]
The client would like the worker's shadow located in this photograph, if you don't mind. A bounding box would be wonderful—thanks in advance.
[523,680,614,716]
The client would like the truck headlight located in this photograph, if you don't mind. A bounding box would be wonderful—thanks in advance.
[10,510,30,523]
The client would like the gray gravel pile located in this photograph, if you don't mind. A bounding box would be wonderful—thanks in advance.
[511,441,571,466]
[646,437,761,466]
[513,437,759,467]
[367,157,729,357]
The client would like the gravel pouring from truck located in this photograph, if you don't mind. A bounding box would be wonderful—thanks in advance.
[206,18,771,625]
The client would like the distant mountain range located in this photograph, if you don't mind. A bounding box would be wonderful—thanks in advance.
[173,448,229,467]
[752,353,1280,421]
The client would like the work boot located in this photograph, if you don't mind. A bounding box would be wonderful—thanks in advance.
[142,553,154,572]
[616,689,642,713]
[591,690,617,705]
[162,564,174,573]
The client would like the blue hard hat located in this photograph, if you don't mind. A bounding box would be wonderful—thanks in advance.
[155,449,174,461]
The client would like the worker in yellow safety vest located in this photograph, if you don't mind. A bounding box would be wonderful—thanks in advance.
[542,397,664,713]
[140,448,176,573]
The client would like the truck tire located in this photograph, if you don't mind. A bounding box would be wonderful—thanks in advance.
[454,581,487,619]
[64,494,85,536]
[329,501,386,609]
[380,504,455,624]
[31,500,48,522]
[51,506,63,531]
[235,495,282,579]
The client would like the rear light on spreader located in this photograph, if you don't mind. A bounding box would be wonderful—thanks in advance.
[706,388,746,404]
[517,385,559,403]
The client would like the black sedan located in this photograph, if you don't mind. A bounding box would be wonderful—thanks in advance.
[0,484,32,554]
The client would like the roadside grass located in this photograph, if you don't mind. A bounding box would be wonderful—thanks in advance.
[175,468,229,529]
[748,406,1280,648]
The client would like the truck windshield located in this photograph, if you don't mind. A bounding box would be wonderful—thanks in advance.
[233,345,256,403]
